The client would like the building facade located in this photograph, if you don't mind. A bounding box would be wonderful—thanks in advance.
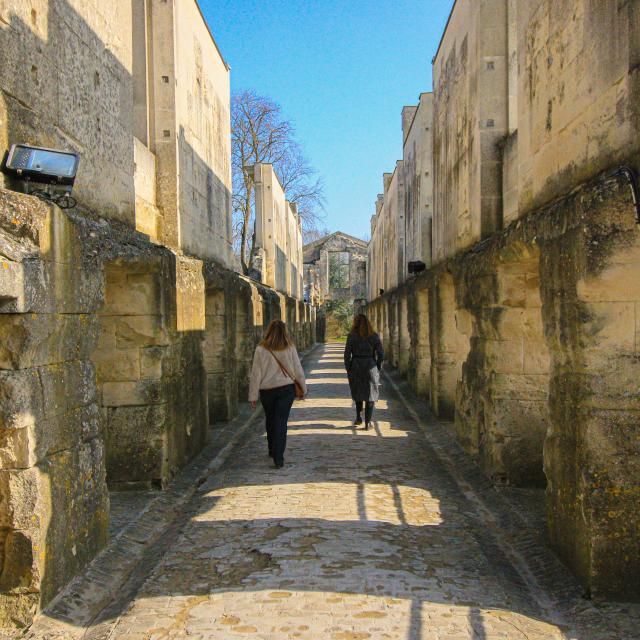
[365,0,640,602]
[367,94,435,300]
[250,163,304,300]
[303,232,367,306]
[402,92,435,277]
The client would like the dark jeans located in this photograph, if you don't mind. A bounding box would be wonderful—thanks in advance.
[355,400,374,423]
[260,384,295,465]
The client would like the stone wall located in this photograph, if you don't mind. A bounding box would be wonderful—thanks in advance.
[432,0,510,262]
[515,0,640,216]
[0,0,233,265]
[0,0,135,224]
[367,171,640,601]
[93,256,208,491]
[0,189,316,627]
[0,190,108,626]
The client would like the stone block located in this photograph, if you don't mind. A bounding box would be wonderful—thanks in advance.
[0,427,30,469]
[0,403,100,470]
[583,301,635,353]
[38,442,109,604]
[491,373,549,401]
[522,307,544,339]
[0,313,99,370]
[135,196,159,240]
[485,398,548,486]
[94,348,140,382]
[114,314,169,348]
[101,379,164,407]
[139,346,165,380]
[205,289,226,317]
[495,307,525,339]
[0,530,36,592]
[0,368,43,430]
[0,466,42,530]
[103,270,158,316]
[455,309,475,336]
[37,207,84,266]
[525,273,542,307]
[496,272,527,307]
[96,316,117,351]
[176,256,205,332]
[487,339,524,374]
[0,258,23,308]
[577,262,640,302]
[524,345,551,374]
[105,405,166,485]
[576,355,640,411]
[0,591,38,630]
[39,361,97,418]
[36,261,103,315]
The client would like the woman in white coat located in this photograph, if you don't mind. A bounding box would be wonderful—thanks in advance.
[249,320,307,468]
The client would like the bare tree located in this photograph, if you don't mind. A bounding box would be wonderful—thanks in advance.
[232,89,325,273]
[302,226,332,245]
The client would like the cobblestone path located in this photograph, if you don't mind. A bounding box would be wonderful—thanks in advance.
[84,343,583,640]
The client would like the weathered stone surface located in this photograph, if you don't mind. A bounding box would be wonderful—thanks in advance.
[105,405,166,487]
[368,173,640,601]
[0,313,99,371]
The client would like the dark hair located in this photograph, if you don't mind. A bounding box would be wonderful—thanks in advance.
[260,319,292,351]
[351,314,374,339]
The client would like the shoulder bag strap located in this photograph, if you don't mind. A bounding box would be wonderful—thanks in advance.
[266,347,297,382]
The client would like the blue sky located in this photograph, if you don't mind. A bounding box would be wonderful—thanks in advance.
[199,0,454,240]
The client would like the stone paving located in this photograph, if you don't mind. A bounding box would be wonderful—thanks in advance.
[28,344,640,640]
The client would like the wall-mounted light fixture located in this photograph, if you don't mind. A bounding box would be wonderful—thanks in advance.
[408,260,426,275]
[2,144,79,208]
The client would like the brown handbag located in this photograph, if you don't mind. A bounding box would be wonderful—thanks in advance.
[266,348,305,399]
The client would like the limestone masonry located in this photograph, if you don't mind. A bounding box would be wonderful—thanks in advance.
[0,0,639,632]
[0,0,314,628]
[366,0,640,602]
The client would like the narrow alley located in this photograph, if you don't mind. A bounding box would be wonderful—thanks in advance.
[27,345,637,640]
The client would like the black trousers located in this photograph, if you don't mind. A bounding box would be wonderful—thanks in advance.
[260,384,295,465]
[355,400,374,423]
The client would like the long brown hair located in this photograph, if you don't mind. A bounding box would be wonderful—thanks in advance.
[351,313,374,339]
[260,319,292,351]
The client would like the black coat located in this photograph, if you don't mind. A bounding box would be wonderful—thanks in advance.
[344,333,385,402]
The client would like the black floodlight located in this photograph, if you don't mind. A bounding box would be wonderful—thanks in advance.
[2,144,80,208]
[408,260,426,275]
[3,144,79,185]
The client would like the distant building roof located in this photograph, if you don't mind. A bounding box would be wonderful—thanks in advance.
[303,231,368,251]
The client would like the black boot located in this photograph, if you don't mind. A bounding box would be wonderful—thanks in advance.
[354,415,363,426]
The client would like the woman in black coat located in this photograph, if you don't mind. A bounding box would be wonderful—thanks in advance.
[343,314,385,429]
